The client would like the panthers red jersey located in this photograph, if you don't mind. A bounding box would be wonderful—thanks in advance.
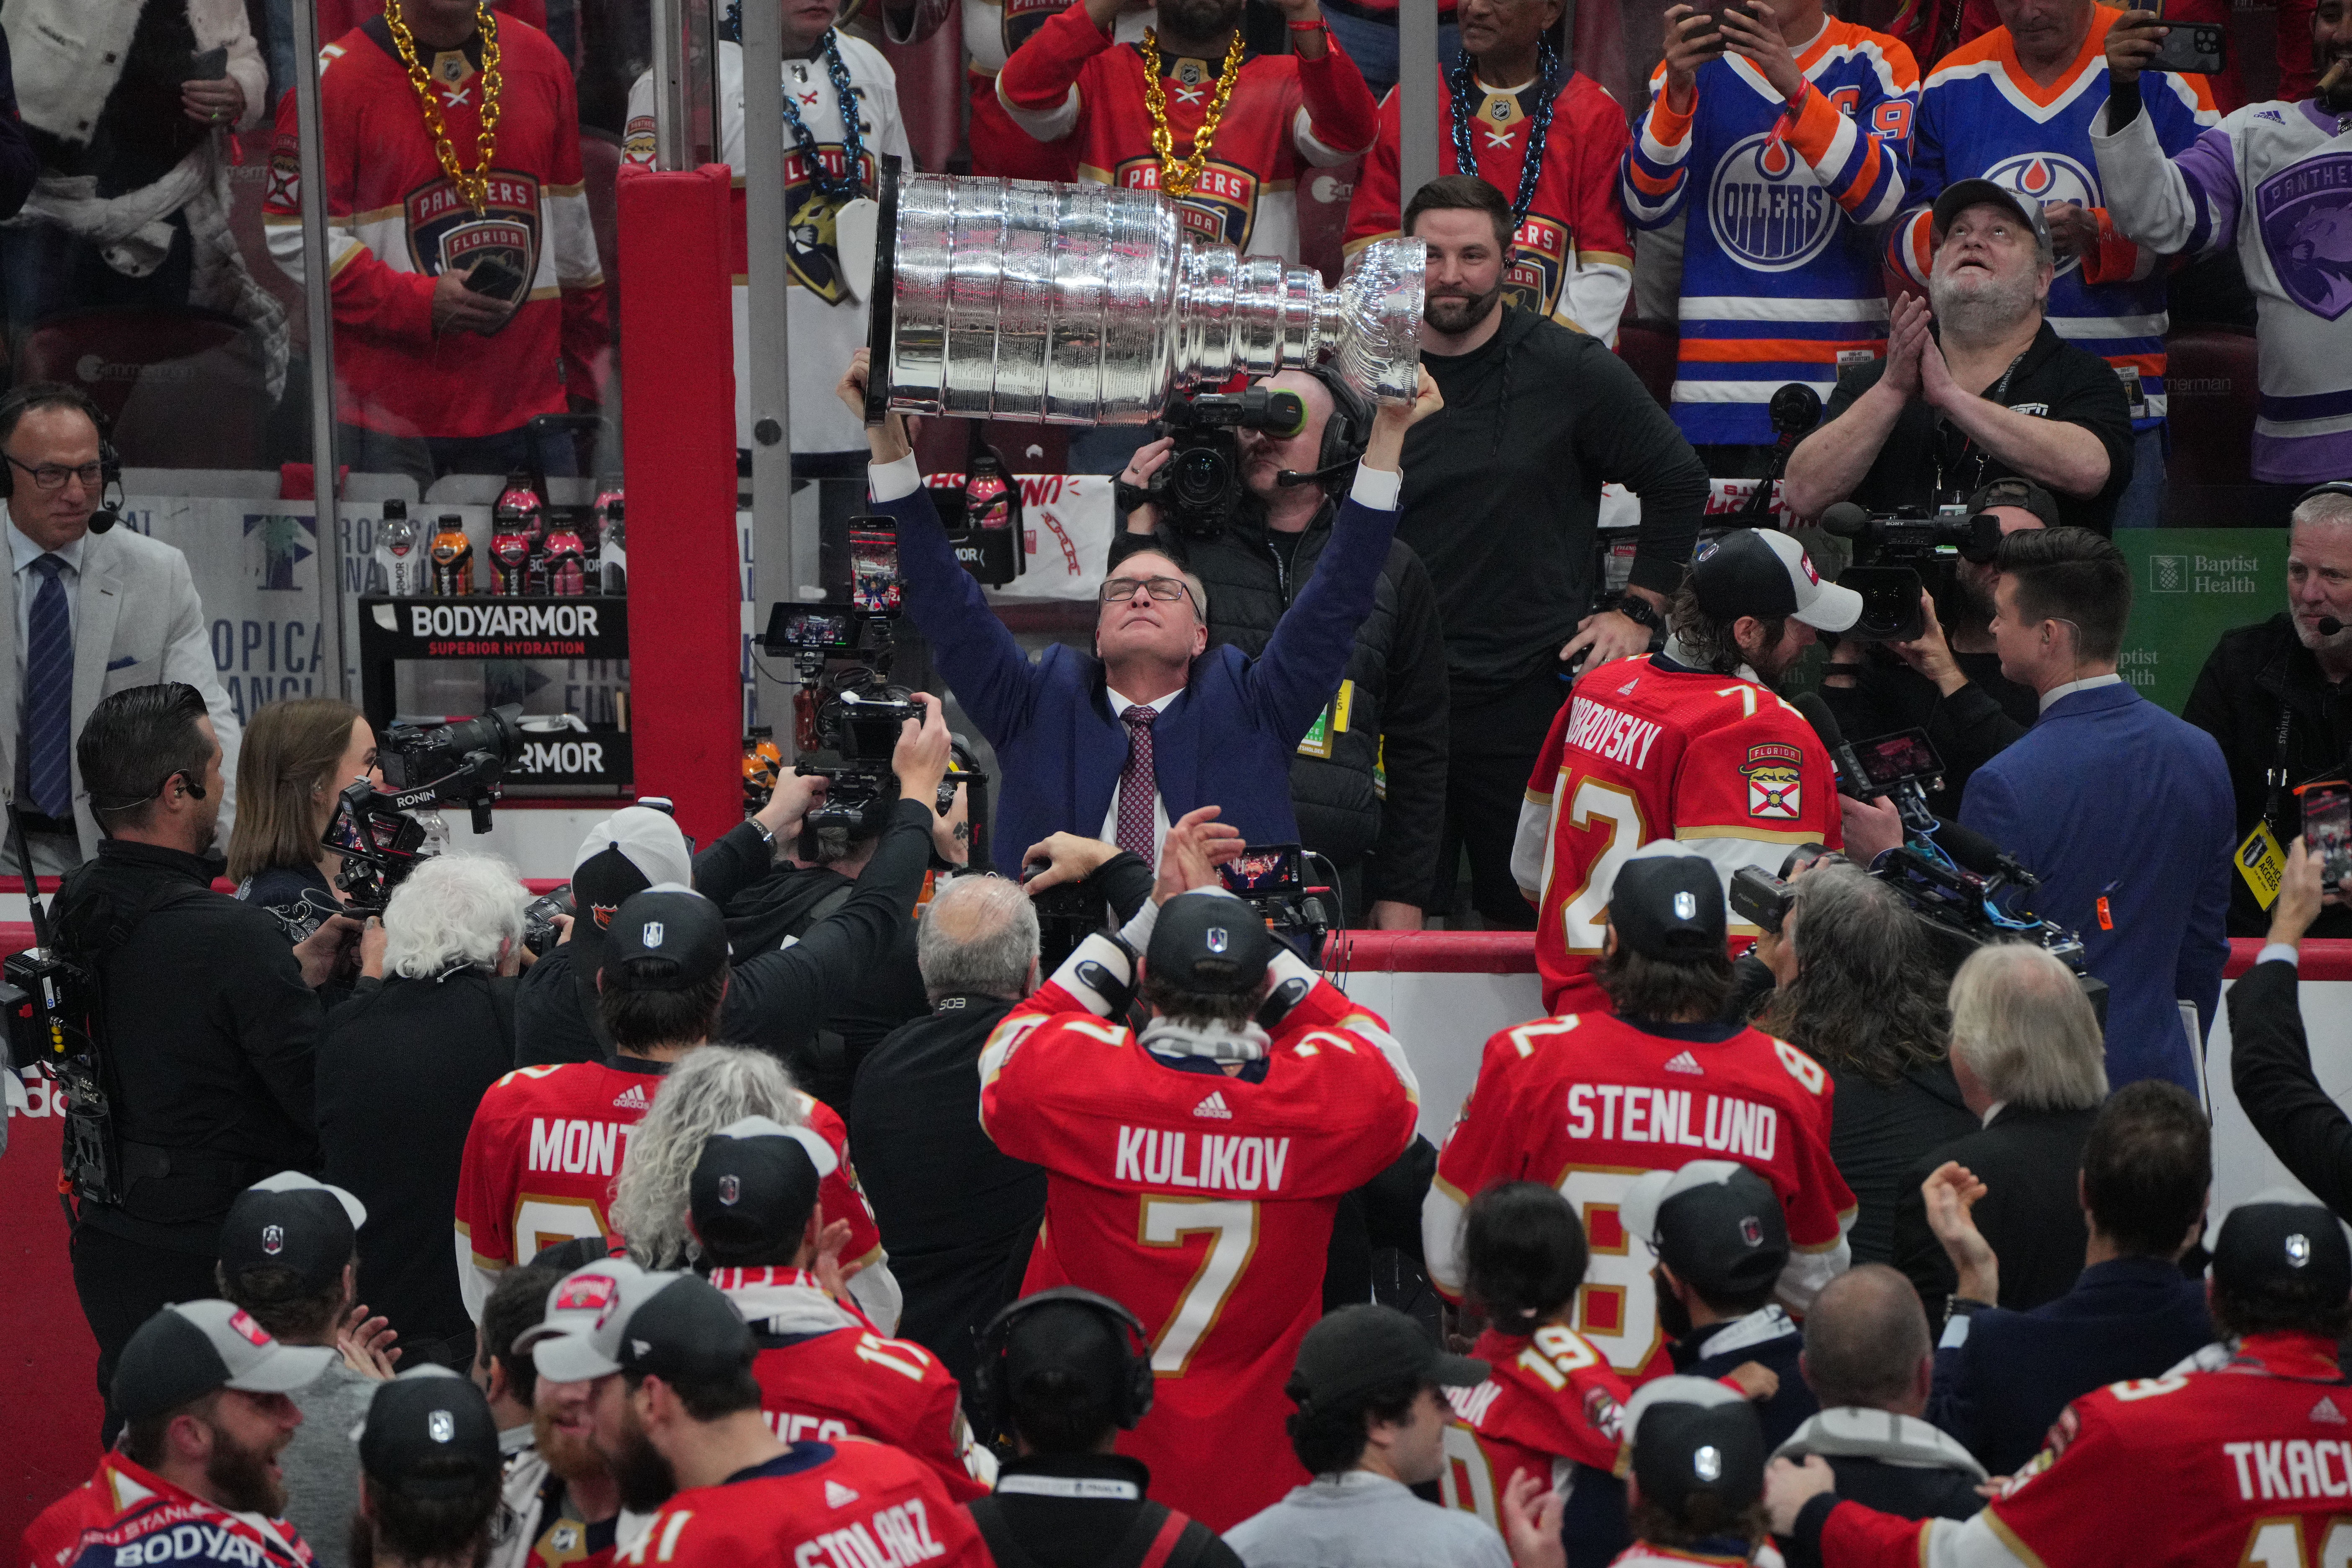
[1512,653,1842,1017]
[1345,71,1633,341]
[977,965,1419,1530]
[1439,1325,1630,1529]
[994,0,1379,263]
[617,1440,988,1568]
[1817,1333,2352,1568]
[1429,1010,1852,1382]
[454,1063,880,1272]
[714,1268,988,1501]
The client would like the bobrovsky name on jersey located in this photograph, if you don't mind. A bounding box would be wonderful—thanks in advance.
[1567,1083,1781,1161]
[1114,1127,1293,1192]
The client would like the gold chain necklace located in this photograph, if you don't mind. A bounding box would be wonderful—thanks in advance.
[384,0,505,216]
[1138,28,1246,201]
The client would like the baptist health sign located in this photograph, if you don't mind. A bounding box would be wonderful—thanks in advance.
[2117,529,2285,714]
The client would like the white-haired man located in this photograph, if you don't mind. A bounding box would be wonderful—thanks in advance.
[318,854,530,1369]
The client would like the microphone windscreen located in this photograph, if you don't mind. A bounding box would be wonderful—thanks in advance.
[1818,502,1870,539]
[1790,690,1849,753]
[1929,817,2011,877]
[87,505,118,534]
[2322,617,2344,637]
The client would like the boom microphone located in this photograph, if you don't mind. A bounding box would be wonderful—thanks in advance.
[1274,460,1356,489]
[2321,617,2344,637]
[86,505,119,534]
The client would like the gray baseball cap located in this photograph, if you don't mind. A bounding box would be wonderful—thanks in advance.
[112,1300,338,1422]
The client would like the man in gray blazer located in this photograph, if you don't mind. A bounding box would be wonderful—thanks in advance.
[0,384,238,873]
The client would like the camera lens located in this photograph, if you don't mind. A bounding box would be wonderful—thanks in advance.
[1171,447,1229,509]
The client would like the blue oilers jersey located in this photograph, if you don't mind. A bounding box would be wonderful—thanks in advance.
[1622,18,1920,445]
[1893,5,2217,428]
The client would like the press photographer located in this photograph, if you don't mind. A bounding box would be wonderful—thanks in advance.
[48,683,361,1440]
[1780,182,2135,535]
[1114,367,1449,930]
[841,348,1442,874]
[1816,478,2049,815]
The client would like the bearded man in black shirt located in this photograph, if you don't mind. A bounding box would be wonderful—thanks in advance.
[1783,181,2135,536]
[1393,174,1708,927]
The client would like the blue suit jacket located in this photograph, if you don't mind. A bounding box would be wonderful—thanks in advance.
[1926,1256,2213,1476]
[881,481,1397,873]
[1959,682,2233,1092]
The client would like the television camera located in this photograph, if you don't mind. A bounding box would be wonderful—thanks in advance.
[1,805,111,1202]
[324,705,527,914]
[1132,387,1309,537]
[1817,500,2004,642]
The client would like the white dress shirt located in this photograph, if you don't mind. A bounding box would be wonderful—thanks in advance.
[2038,671,2125,713]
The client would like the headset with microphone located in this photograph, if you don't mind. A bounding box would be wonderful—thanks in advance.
[0,383,125,534]
[1271,366,1374,497]
[2295,480,2352,638]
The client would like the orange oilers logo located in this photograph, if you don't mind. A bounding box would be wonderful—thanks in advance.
[1741,741,1805,820]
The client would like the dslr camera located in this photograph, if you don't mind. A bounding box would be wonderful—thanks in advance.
[1817,502,2003,642]
[1138,387,1308,538]
[325,705,526,913]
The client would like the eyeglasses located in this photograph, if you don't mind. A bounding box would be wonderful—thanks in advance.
[1101,575,1191,606]
[4,454,104,493]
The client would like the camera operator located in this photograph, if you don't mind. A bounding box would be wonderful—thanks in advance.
[517,728,942,1075]
[55,683,361,1440]
[2184,483,2352,938]
[1816,478,2048,816]
[1115,366,1449,929]
[1781,182,2135,535]
[841,348,1442,875]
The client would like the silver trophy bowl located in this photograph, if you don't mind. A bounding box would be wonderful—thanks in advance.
[864,164,1424,426]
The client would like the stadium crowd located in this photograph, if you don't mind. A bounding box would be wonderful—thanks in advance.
[10,0,2352,1564]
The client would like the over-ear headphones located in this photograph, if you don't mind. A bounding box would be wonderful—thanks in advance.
[970,1287,1156,1450]
[0,383,125,530]
[2295,481,2352,509]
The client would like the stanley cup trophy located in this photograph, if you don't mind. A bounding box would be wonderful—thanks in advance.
[861,160,1425,426]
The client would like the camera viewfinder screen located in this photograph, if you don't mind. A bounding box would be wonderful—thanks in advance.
[1218,847,1302,895]
[1858,730,1941,787]
[785,611,852,649]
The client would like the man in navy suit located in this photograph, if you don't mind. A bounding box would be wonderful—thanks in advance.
[838,350,1442,874]
[1960,527,2232,1093]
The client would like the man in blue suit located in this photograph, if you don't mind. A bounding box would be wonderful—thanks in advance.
[837,350,1442,874]
[1960,526,2232,1093]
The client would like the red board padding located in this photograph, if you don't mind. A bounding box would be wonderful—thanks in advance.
[616,162,744,852]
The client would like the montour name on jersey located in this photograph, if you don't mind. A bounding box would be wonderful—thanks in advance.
[1566,1083,1780,1161]
[792,1499,946,1568]
[1114,1127,1292,1192]
[1564,696,1666,771]
[529,1117,635,1177]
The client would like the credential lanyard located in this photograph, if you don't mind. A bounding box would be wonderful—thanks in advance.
[1933,353,2025,505]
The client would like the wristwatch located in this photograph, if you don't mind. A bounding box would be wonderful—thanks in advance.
[1607,591,1665,633]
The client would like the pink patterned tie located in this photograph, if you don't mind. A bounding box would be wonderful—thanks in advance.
[1116,704,1159,864]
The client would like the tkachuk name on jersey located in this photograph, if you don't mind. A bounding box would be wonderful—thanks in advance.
[2224,1437,2352,1501]
[528,1117,635,1177]
[790,1500,947,1568]
[1566,1083,1782,1161]
[1562,696,1666,771]
[1114,1127,1292,1192]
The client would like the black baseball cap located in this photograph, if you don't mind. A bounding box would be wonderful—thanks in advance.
[2215,1195,2352,1304]
[1966,476,2061,529]
[361,1369,503,1499]
[113,1300,337,1423]
[1931,178,2055,257]
[1146,891,1277,996]
[689,1114,840,1268]
[1691,528,1861,634]
[601,888,729,992]
[1625,1376,1766,1515]
[1607,853,1726,963]
[1622,1161,1790,1299]
[220,1172,367,1293]
[524,1265,753,1385]
[1290,1304,1488,1414]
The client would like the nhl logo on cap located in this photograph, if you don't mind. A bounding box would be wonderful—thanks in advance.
[261,1224,284,1256]
[643,921,664,949]
[2289,1233,2313,1268]
[1674,892,1697,921]
[428,1410,454,1444]
[1740,1216,1764,1248]
[719,1175,741,1207]
[1207,928,1228,955]
[1694,1445,1722,1482]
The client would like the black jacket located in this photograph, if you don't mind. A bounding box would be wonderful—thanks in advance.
[56,840,325,1253]
[852,990,1046,1395]
[1825,1060,1978,1268]
[0,28,41,220]
[1670,1308,1816,1450]
[1818,648,2037,819]
[966,1456,1240,1568]
[1892,1106,2098,1326]
[2230,956,2352,1216]
[516,801,935,1070]
[1772,1406,1984,1568]
[320,968,517,1351]
[1399,306,1708,701]
[1128,504,1449,910]
[2184,612,2352,938]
